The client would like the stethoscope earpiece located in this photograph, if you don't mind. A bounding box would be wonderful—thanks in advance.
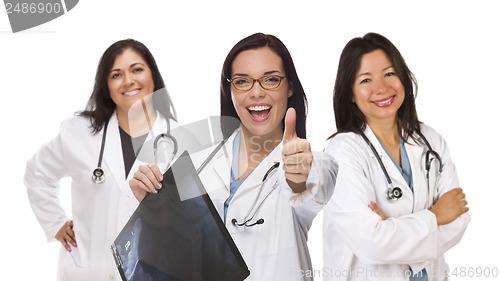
[255,218,264,225]
[231,218,265,227]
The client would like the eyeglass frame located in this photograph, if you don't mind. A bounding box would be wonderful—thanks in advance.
[226,75,287,92]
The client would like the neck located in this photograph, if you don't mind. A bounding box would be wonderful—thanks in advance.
[116,102,157,137]
[237,126,282,178]
[367,118,399,147]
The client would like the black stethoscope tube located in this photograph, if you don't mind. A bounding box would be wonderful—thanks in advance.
[361,131,442,202]
[92,115,177,184]
[231,162,280,227]
[92,122,108,184]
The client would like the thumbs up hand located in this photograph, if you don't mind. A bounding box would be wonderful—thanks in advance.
[282,107,313,193]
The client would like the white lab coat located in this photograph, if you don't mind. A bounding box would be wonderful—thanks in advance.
[323,124,470,281]
[191,128,335,281]
[24,112,175,281]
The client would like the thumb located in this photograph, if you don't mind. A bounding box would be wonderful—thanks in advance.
[283,107,297,143]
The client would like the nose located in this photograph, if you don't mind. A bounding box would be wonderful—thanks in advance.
[124,72,135,85]
[373,77,387,95]
[248,81,266,99]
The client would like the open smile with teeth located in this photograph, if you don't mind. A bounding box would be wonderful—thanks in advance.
[123,88,141,96]
[373,95,395,107]
[248,105,271,111]
[247,104,272,122]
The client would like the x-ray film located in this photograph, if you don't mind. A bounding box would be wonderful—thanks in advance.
[111,151,249,281]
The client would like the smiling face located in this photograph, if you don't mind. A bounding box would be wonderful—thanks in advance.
[108,48,155,118]
[352,49,405,126]
[230,47,292,141]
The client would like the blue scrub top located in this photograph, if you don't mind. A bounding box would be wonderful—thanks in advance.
[223,132,252,223]
[379,138,413,190]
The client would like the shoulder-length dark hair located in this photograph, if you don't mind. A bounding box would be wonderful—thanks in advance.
[330,32,420,142]
[80,39,176,133]
[220,33,308,139]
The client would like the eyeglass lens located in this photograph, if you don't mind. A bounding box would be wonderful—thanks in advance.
[231,75,283,91]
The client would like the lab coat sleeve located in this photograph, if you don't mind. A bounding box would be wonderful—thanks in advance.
[279,151,337,223]
[24,121,71,242]
[325,136,440,265]
[409,126,471,272]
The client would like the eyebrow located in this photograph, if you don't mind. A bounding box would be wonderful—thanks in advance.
[232,70,282,77]
[358,66,394,77]
[110,62,146,73]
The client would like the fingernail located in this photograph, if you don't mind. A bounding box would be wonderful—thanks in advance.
[69,248,72,252]
[158,175,163,181]
[152,189,157,194]
[156,182,162,189]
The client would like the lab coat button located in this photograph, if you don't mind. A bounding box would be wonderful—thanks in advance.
[109,274,115,280]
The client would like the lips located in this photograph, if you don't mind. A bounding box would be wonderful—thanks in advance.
[247,104,272,122]
[372,95,395,107]
[123,88,141,96]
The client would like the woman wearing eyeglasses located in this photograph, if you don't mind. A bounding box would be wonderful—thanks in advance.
[322,33,470,281]
[130,33,335,280]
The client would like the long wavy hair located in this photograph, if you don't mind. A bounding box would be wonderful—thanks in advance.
[80,39,176,133]
[329,33,420,142]
[220,33,308,139]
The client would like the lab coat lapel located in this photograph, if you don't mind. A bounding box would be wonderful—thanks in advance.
[405,136,427,208]
[211,132,235,191]
[234,142,282,198]
[363,126,411,195]
[100,113,127,191]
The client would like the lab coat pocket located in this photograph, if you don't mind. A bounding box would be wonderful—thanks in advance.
[58,247,90,281]
[263,191,296,256]
[68,225,91,269]
[67,245,90,268]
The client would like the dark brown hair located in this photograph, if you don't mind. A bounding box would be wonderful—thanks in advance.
[330,33,420,142]
[80,39,176,133]
[220,33,308,139]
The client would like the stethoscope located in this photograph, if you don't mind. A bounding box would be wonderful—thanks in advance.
[92,100,178,184]
[361,131,443,203]
[231,162,280,227]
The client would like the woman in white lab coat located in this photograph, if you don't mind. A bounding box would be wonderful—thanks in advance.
[24,39,177,281]
[130,33,335,281]
[323,33,470,281]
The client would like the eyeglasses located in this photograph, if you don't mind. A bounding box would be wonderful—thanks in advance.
[227,75,286,91]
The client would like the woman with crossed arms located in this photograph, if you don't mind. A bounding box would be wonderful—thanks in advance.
[323,33,470,281]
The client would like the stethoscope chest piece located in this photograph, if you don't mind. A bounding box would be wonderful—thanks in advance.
[386,186,403,201]
[92,168,105,184]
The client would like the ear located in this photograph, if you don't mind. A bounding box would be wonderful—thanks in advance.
[287,81,294,98]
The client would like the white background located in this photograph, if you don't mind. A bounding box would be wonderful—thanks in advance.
[1,0,499,280]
